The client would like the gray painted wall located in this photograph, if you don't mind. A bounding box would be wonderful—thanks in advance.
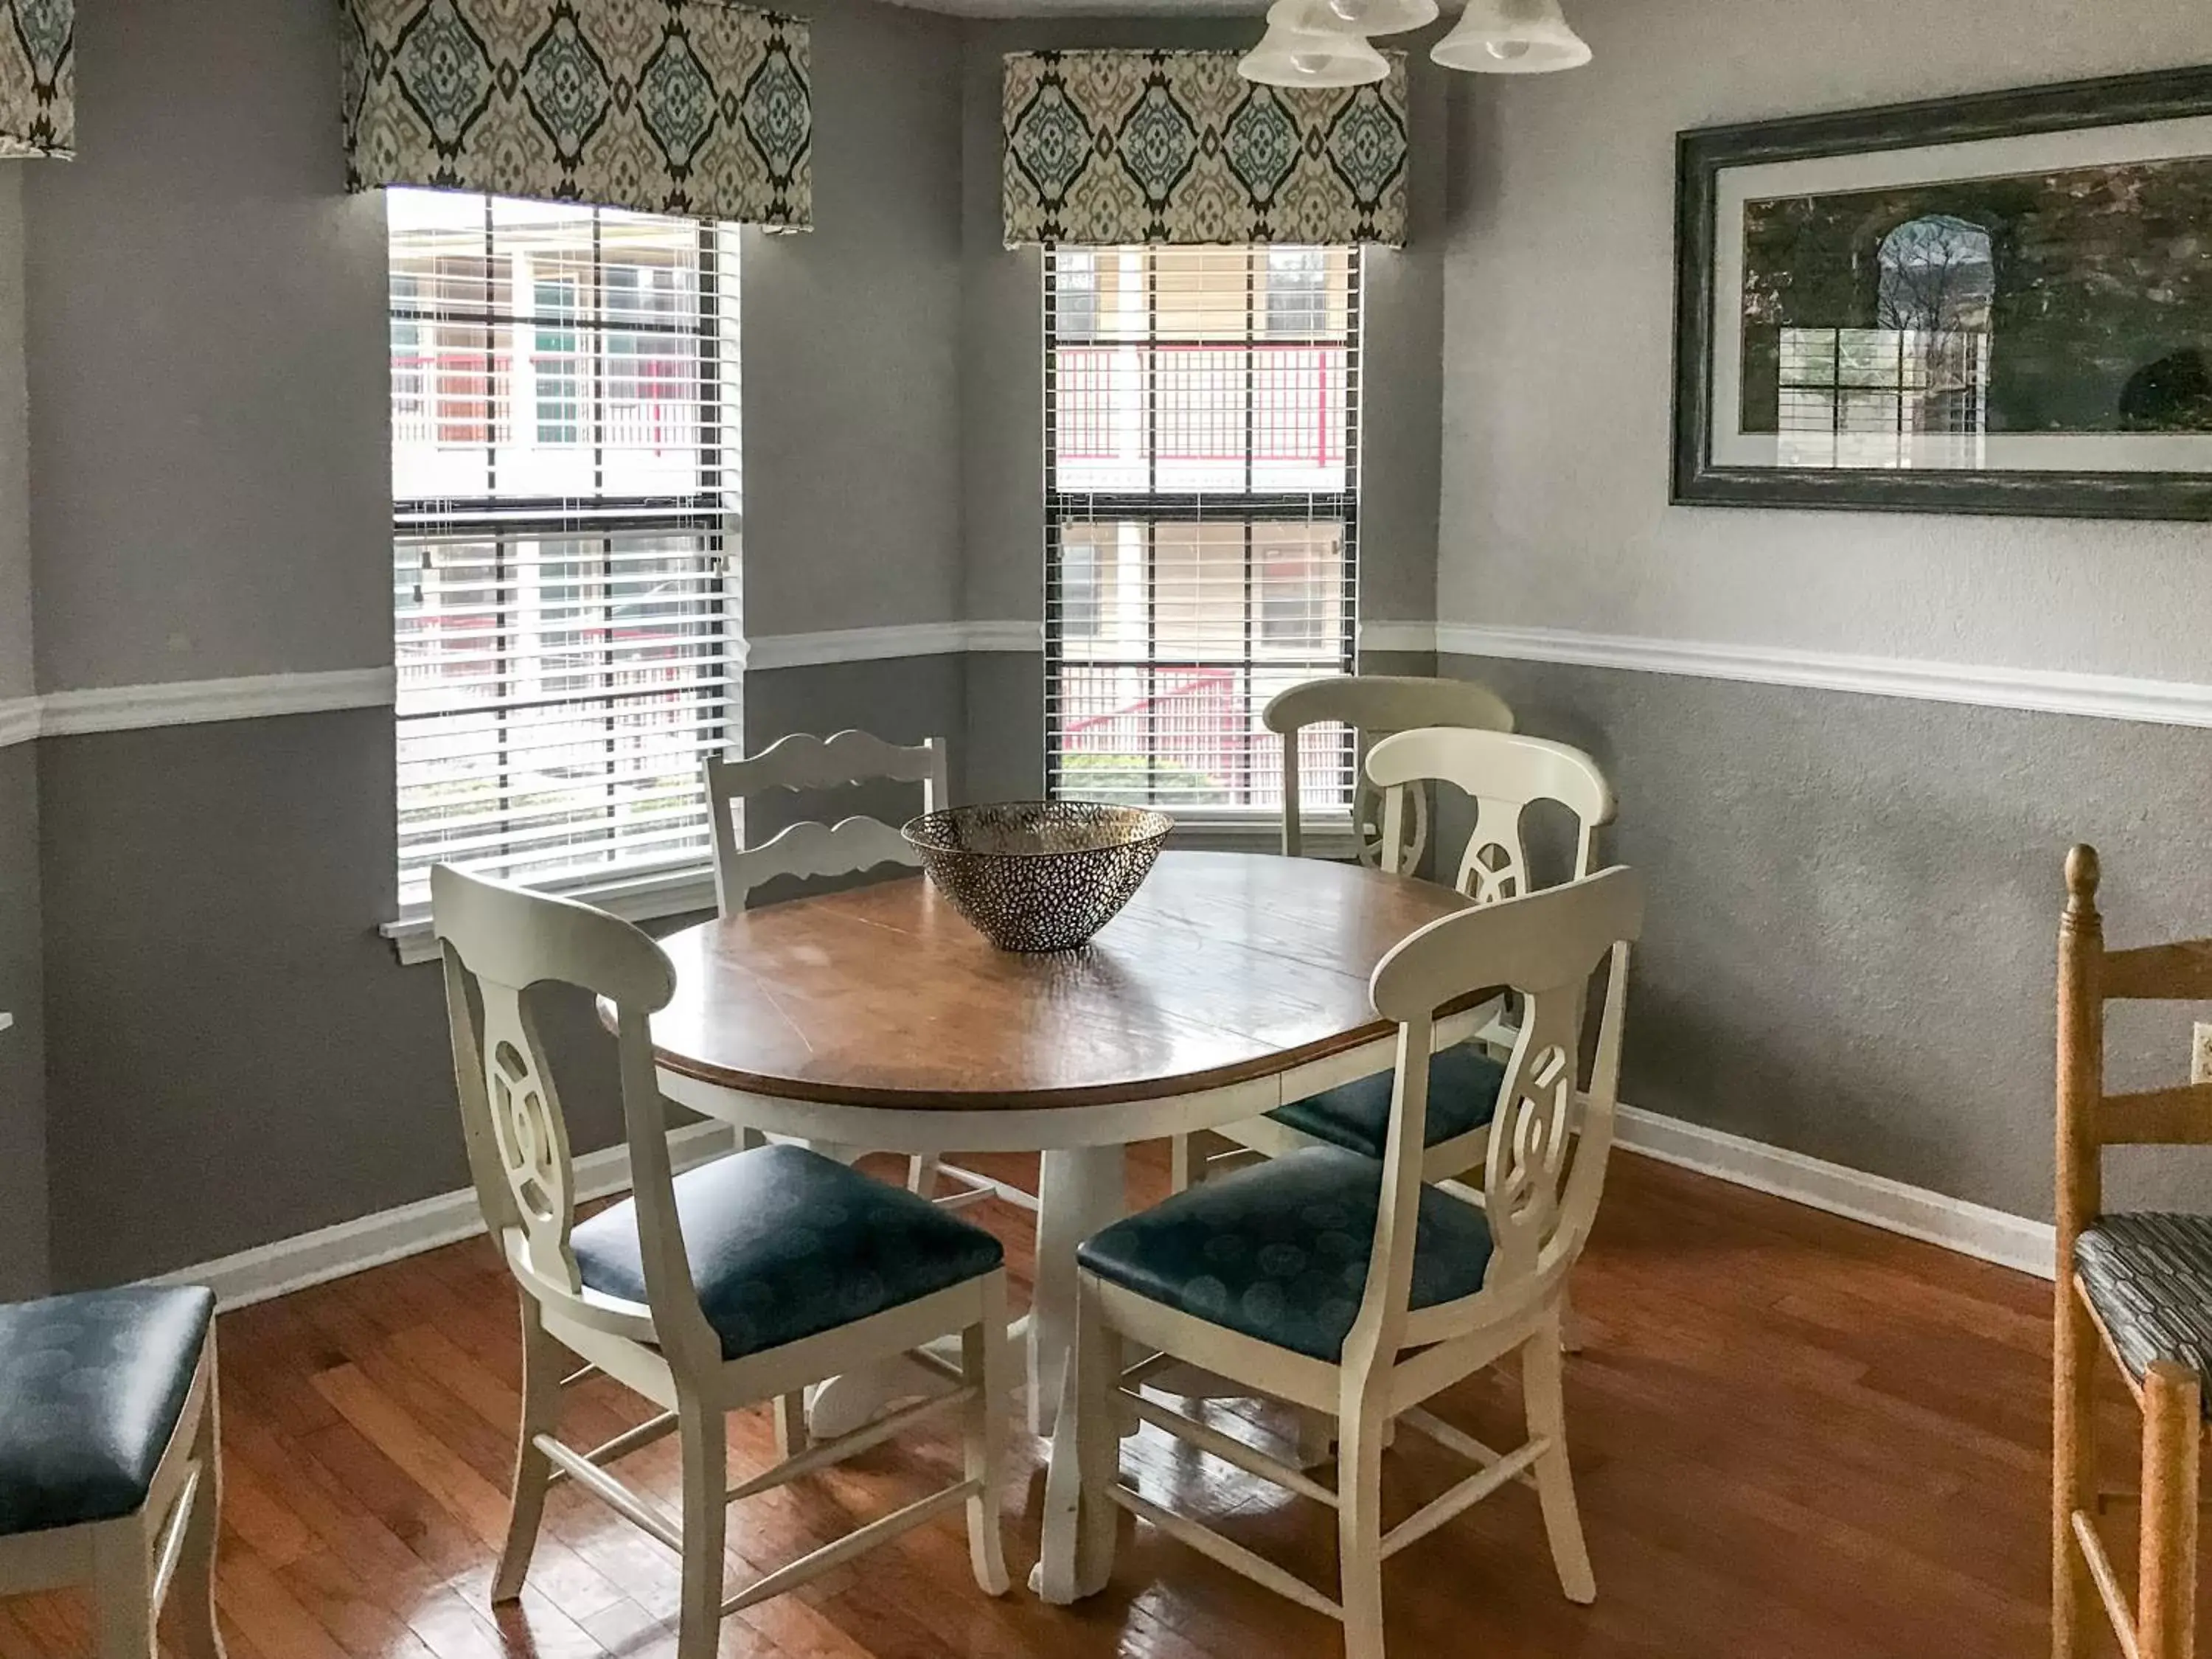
[0,743,44,1297]
[23,0,390,694]
[0,170,30,706]
[957,19,1450,632]
[1436,0,2212,680]
[1432,0,2212,1221]
[742,0,967,639]
[15,0,984,1286]
[1442,654,2212,1222]
[29,655,970,1289]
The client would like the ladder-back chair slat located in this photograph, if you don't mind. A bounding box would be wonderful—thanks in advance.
[706,730,945,914]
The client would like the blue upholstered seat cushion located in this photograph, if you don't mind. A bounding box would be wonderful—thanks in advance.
[572,1144,1004,1362]
[1266,1041,1508,1159]
[2074,1213,2212,1413]
[1077,1147,1495,1362]
[0,1285,215,1537]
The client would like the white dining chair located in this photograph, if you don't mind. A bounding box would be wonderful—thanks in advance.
[1186,726,1616,1189]
[0,1287,226,1659]
[705,729,1014,1217]
[1264,673,1514,869]
[1037,866,1643,1659]
[431,865,1012,1659]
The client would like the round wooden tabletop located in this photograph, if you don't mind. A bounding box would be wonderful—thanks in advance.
[648,849,1476,1112]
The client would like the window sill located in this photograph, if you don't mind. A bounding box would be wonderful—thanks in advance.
[381,863,720,967]
[1167,813,1360,860]
[383,820,1360,965]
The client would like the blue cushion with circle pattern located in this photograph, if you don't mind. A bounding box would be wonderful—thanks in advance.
[1077,1146,1495,1362]
[1265,1041,1508,1159]
[572,1143,1004,1361]
[0,1285,215,1537]
[2075,1213,2212,1415]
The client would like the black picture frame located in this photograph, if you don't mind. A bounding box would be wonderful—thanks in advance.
[1672,65,2212,521]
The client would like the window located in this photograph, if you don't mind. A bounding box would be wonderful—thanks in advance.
[387,190,740,915]
[1045,246,1359,813]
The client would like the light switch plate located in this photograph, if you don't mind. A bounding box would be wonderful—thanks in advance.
[2194,1021,2212,1084]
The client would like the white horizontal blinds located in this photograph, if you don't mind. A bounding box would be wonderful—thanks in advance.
[1046,246,1360,813]
[389,188,740,908]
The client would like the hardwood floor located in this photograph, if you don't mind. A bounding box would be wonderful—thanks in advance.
[0,1145,2074,1659]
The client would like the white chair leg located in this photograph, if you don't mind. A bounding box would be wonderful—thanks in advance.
[675,1398,729,1659]
[1559,1286,1587,1355]
[1336,1393,1389,1659]
[961,1273,1012,1596]
[492,1300,561,1601]
[1169,1134,1195,1193]
[170,1352,228,1659]
[1035,1279,1119,1603]
[91,1524,156,1659]
[908,1154,941,1197]
[772,1390,809,1461]
[1526,1311,1595,1604]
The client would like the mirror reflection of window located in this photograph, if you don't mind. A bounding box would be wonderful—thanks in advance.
[1777,214,1994,469]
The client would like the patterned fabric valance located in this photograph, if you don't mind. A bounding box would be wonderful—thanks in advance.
[1003,50,1406,248]
[339,0,810,227]
[0,0,72,159]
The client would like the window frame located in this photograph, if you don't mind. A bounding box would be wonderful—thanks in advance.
[1041,244,1362,823]
[380,191,741,960]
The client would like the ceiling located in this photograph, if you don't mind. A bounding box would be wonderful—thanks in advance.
[877,0,1267,18]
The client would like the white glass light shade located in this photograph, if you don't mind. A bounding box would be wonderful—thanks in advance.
[1430,0,1591,72]
[1238,15,1389,87]
[1273,0,1439,39]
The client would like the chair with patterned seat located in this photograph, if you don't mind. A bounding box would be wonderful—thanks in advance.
[0,1285,226,1658]
[1037,866,1643,1659]
[2054,844,2212,1659]
[1201,726,1615,1187]
[431,864,1012,1659]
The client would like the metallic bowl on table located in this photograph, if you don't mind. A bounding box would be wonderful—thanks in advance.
[901,800,1175,953]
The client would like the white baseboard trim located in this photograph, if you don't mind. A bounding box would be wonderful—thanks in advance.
[147,1099,2053,1315]
[149,1120,738,1311]
[1613,1102,2055,1280]
[1434,621,2212,734]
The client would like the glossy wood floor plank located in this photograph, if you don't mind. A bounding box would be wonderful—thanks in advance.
[0,1146,2129,1658]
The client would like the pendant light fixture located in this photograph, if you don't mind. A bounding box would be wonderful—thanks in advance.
[1237,0,1590,84]
[1429,0,1591,72]
[1273,0,1439,38]
[1238,0,1391,87]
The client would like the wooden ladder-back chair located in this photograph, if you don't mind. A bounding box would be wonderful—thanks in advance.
[1194,727,1616,1189]
[432,866,1011,1659]
[2055,844,2212,1659]
[1265,674,1514,870]
[705,730,1016,1216]
[1039,867,1644,1659]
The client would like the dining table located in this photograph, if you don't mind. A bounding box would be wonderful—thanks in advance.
[644,847,1484,1436]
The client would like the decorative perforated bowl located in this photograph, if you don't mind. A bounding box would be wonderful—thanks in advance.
[902,801,1174,953]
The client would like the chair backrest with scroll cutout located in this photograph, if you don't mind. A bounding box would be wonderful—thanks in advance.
[705,729,948,916]
[1263,675,1514,864]
[431,863,720,1370]
[1346,866,1643,1372]
[1366,726,1613,905]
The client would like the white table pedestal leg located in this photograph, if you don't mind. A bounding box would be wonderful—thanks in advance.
[1027,1145,1127,1437]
